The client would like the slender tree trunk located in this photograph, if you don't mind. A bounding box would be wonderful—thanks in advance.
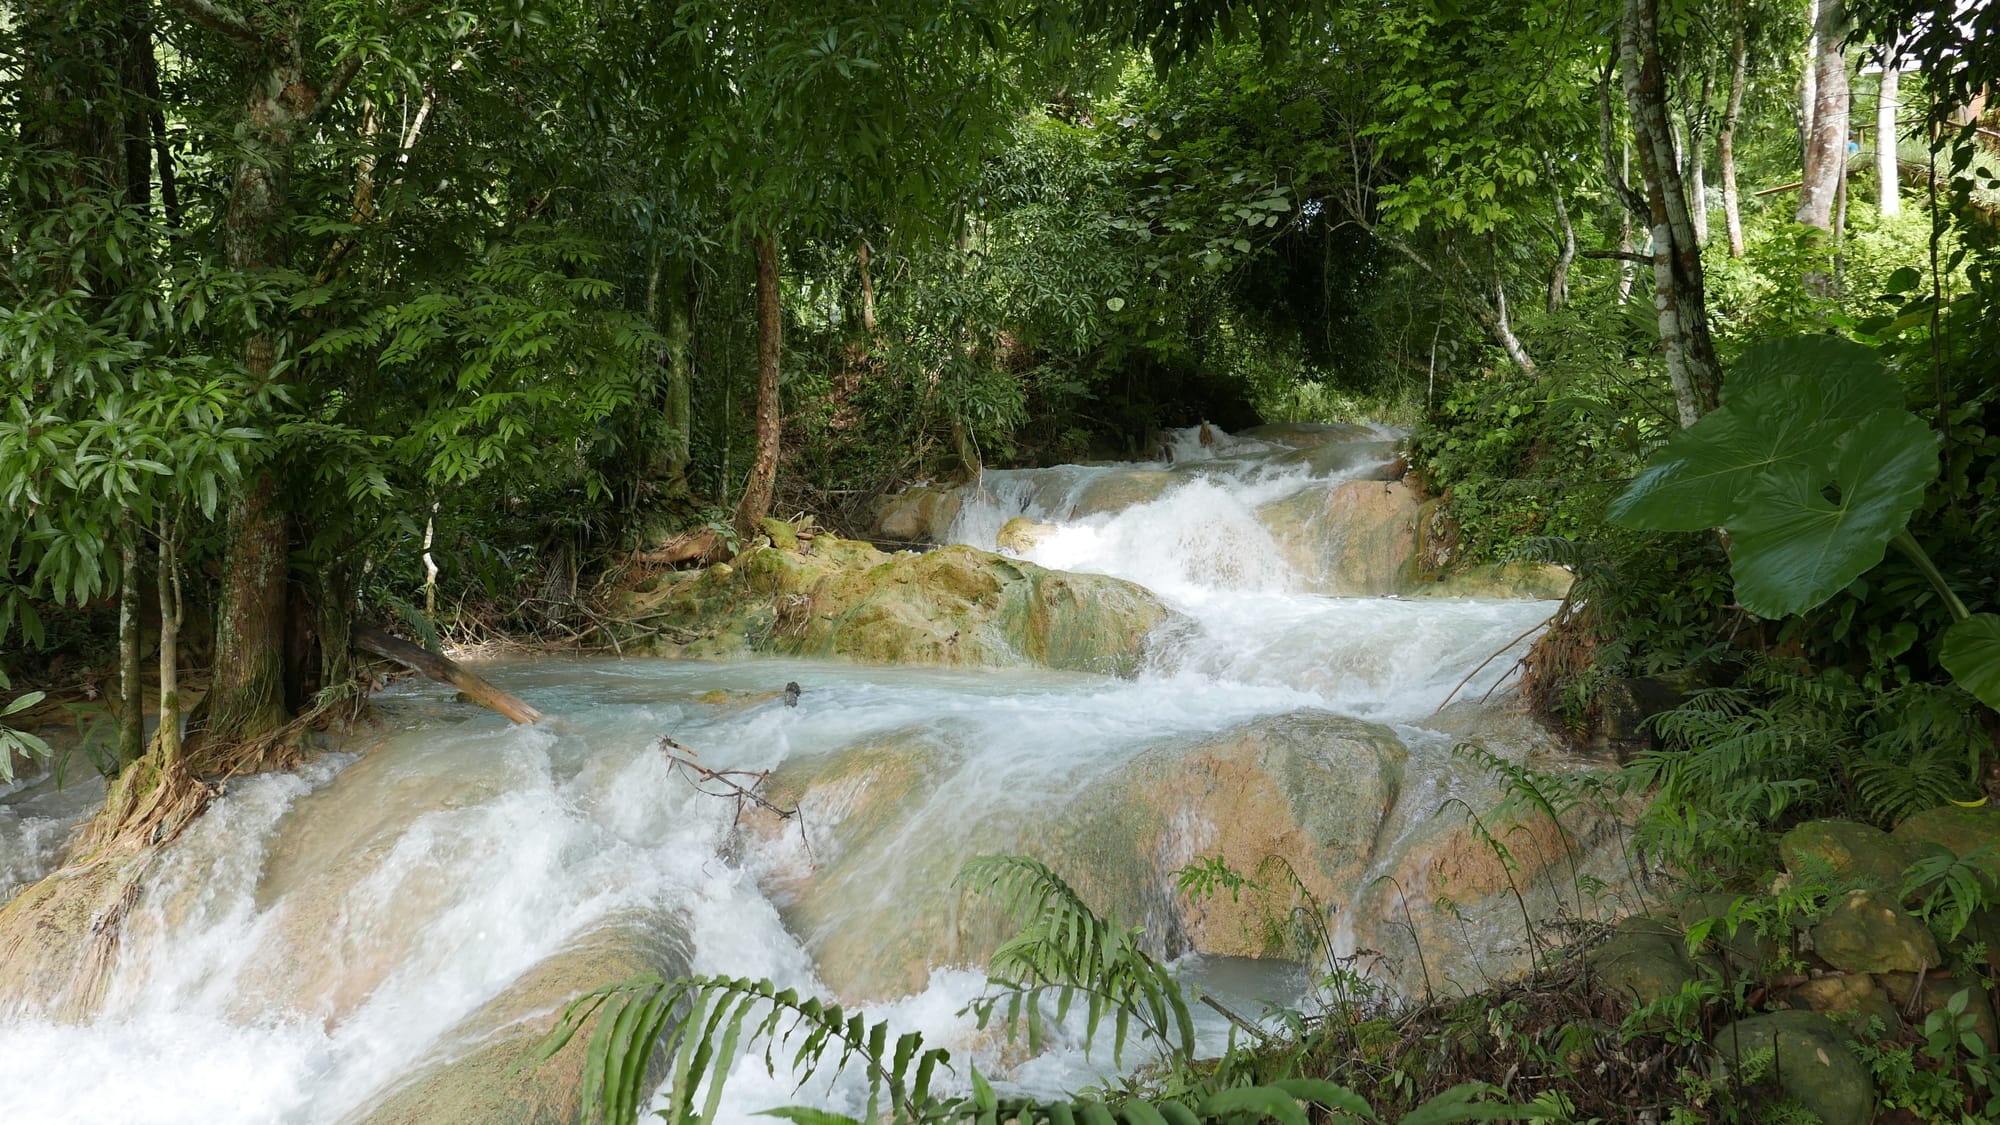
[1490,255,1536,373]
[1689,71,1713,246]
[156,520,182,767]
[1803,0,1820,168]
[1721,0,1749,256]
[1617,142,1638,301]
[649,256,695,491]
[1544,154,1575,311]
[1799,0,1851,229]
[858,240,877,334]
[1877,56,1901,217]
[117,514,144,766]
[732,229,783,539]
[1619,0,1723,425]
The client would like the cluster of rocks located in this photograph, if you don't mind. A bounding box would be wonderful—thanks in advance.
[1590,807,2000,1125]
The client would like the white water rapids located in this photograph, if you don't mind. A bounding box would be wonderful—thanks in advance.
[0,425,1563,1124]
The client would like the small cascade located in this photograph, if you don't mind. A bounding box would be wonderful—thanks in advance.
[0,423,1608,1125]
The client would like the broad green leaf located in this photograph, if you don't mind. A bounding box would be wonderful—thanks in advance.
[2,690,45,718]
[1608,337,1903,531]
[1729,412,1939,617]
[1941,614,2000,711]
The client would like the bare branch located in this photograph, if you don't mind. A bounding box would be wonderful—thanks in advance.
[162,0,264,49]
[1581,249,1653,264]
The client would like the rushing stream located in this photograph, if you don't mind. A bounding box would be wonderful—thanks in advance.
[0,425,1577,1125]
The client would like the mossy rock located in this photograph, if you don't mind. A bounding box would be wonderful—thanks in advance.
[1590,916,1701,1005]
[1709,1011,1874,1125]
[995,517,1056,555]
[347,914,690,1125]
[615,537,1173,677]
[1781,819,1922,893]
[1071,470,1175,516]
[1675,892,1788,974]
[0,851,153,1020]
[1811,889,1940,974]
[1893,806,2000,881]
[1405,562,1574,601]
[870,486,962,544]
[756,516,799,550]
[1876,972,2000,1052]
[1789,973,1901,1036]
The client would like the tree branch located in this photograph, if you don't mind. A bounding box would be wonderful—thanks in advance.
[1581,249,1653,264]
[162,0,264,49]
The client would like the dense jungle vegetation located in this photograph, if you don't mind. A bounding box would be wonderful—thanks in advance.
[4,0,2000,1120]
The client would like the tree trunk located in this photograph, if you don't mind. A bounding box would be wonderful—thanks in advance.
[1721,0,1749,256]
[1491,256,1536,373]
[1877,56,1901,217]
[1803,0,1820,168]
[1798,0,1850,229]
[1544,154,1576,312]
[858,240,877,334]
[1617,142,1638,302]
[1619,0,1724,425]
[156,520,182,767]
[732,229,783,539]
[117,514,144,766]
[352,626,544,724]
[1689,71,1713,246]
[209,474,291,743]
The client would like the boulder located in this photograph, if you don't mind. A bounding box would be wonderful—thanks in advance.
[345,914,690,1125]
[1893,806,2000,881]
[615,537,1174,677]
[743,711,1411,1002]
[1781,820,1921,892]
[1811,889,1940,974]
[1876,972,2000,1052]
[1589,916,1701,1006]
[1070,470,1175,517]
[1709,1011,1874,1125]
[871,486,963,545]
[1258,479,1422,596]
[995,517,1057,555]
[1675,892,1786,974]
[1405,563,1574,601]
[1237,423,1380,448]
[1790,974,1901,1035]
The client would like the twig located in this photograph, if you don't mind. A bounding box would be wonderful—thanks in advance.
[1433,610,1560,714]
[657,736,810,857]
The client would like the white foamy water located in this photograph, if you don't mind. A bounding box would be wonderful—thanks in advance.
[0,424,1566,1124]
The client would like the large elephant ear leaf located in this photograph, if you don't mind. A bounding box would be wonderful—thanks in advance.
[1941,614,2000,711]
[1607,336,1901,533]
[1729,412,1940,617]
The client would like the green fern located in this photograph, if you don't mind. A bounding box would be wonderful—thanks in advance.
[957,854,1197,1066]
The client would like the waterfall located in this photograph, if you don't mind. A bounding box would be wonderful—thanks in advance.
[0,425,1599,1125]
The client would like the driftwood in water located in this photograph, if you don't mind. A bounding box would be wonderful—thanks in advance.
[353,625,545,724]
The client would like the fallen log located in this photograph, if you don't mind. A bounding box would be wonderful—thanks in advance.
[352,625,545,724]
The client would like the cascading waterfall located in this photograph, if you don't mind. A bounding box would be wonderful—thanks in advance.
[0,425,1585,1125]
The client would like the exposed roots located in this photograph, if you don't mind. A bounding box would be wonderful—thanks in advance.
[1521,596,1602,740]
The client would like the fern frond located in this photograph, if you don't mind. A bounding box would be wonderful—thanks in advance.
[958,854,1197,1066]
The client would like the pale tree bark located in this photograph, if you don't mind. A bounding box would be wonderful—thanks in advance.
[1615,0,1724,426]
[1617,142,1639,301]
[1543,153,1576,311]
[117,514,143,766]
[1877,53,1901,217]
[1721,0,1749,256]
[1383,237,1537,373]
[1688,70,1714,246]
[156,520,182,768]
[1490,253,1535,373]
[1798,0,1850,229]
[858,240,877,334]
[733,230,784,539]
[1803,0,1819,168]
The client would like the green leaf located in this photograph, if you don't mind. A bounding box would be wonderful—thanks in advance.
[1729,412,1938,617]
[2,690,45,718]
[1941,615,2000,711]
[1608,337,1904,531]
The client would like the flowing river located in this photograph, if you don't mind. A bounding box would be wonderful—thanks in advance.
[0,425,1606,1124]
